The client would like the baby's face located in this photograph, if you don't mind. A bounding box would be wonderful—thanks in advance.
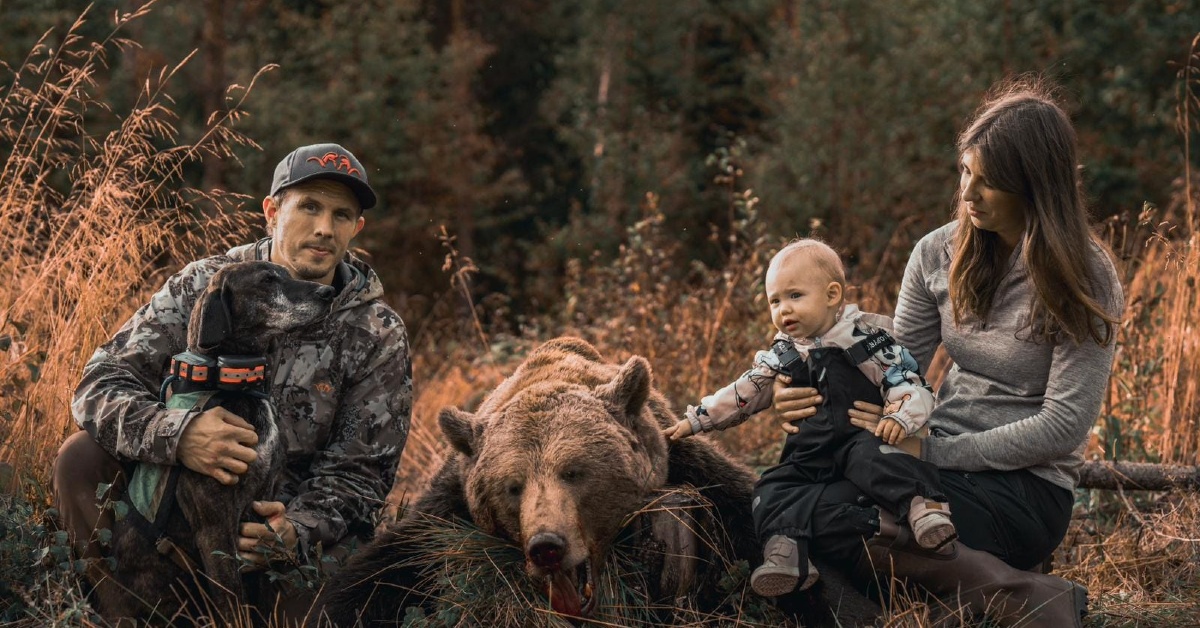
[765,253,841,339]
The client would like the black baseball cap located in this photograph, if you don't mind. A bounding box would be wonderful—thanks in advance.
[270,143,378,210]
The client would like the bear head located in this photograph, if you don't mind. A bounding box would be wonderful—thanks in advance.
[437,353,670,617]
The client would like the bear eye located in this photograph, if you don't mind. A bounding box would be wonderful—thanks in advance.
[560,467,586,482]
[506,481,523,498]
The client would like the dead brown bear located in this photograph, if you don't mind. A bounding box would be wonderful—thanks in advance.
[309,337,874,626]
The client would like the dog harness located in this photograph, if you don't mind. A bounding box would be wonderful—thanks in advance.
[124,350,271,568]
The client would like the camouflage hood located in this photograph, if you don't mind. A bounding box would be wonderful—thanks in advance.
[229,239,385,312]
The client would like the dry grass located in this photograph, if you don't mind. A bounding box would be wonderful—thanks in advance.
[0,7,265,623]
[387,143,1200,627]
[1,7,1199,628]
[0,2,263,478]
[1059,490,1200,627]
[1093,34,1200,466]
[1102,197,1200,465]
[347,487,782,628]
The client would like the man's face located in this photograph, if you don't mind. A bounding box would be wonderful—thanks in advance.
[263,179,365,285]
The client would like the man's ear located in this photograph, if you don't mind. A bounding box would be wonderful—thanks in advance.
[826,281,843,306]
[353,215,365,238]
[262,196,279,230]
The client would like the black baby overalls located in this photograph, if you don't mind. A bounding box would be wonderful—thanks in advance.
[751,345,947,548]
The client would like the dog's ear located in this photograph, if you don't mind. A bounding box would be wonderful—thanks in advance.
[195,279,233,350]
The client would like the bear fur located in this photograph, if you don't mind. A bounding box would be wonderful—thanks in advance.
[309,337,876,626]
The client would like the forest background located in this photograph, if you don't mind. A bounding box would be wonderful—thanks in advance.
[1,0,1199,625]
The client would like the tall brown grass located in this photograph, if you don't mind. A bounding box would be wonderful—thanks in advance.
[1096,34,1200,465]
[0,3,263,479]
[2,6,1199,627]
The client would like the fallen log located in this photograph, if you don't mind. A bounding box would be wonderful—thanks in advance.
[1078,461,1200,491]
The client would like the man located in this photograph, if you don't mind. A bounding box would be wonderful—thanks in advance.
[52,143,411,616]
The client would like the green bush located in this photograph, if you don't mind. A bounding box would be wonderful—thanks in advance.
[0,492,92,623]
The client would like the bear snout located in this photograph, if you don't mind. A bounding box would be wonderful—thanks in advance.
[526,532,567,570]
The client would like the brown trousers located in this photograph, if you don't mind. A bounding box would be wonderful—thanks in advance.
[52,430,361,626]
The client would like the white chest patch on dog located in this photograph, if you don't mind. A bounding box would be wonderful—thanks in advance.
[257,400,280,469]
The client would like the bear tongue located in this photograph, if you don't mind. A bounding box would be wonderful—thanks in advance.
[548,571,583,617]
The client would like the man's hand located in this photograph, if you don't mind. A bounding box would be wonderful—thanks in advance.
[237,501,298,570]
[875,417,907,445]
[770,374,823,434]
[661,419,695,441]
[177,407,259,486]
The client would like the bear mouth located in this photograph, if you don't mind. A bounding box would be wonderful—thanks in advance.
[545,558,596,617]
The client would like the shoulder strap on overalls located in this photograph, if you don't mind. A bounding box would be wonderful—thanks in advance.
[844,329,894,365]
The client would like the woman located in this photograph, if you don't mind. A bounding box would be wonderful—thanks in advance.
[772,77,1123,626]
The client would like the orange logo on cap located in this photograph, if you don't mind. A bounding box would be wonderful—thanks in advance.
[307,152,361,177]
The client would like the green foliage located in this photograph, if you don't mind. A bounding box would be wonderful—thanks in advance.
[538,0,775,273]
[748,1,1196,285]
[227,0,527,306]
[1058,1,1198,210]
[750,0,981,261]
[0,492,94,624]
[0,492,43,621]
[2,1,1188,330]
[556,136,776,412]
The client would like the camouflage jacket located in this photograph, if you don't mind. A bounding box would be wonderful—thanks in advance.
[72,239,413,558]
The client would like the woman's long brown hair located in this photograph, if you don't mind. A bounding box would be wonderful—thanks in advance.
[948,77,1119,346]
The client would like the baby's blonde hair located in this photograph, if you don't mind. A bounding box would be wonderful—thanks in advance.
[767,238,847,286]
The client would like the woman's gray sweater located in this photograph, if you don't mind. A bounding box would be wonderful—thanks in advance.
[894,222,1124,490]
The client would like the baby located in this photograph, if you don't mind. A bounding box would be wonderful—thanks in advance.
[663,238,955,597]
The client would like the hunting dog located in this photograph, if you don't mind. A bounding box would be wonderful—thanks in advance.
[96,261,334,623]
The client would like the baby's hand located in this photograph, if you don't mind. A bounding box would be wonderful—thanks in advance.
[876,418,907,445]
[661,419,695,441]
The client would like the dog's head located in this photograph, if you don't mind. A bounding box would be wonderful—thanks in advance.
[188,261,336,353]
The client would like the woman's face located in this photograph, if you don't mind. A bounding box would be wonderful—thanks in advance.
[959,149,1027,248]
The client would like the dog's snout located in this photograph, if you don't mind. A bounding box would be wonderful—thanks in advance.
[527,532,567,570]
[316,285,336,300]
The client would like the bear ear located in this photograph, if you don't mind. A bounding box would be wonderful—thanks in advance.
[439,407,482,457]
[596,356,652,427]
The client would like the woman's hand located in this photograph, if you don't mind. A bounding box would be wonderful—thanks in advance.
[850,401,922,456]
[771,374,822,434]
